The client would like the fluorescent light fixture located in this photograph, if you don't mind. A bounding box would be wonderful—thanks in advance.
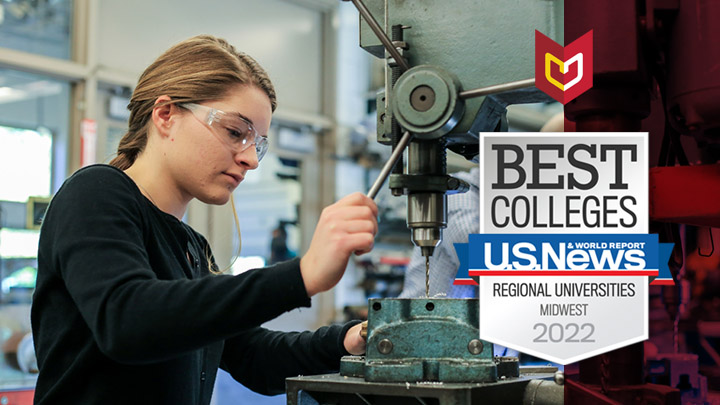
[231,256,266,276]
[0,124,52,202]
[0,228,40,258]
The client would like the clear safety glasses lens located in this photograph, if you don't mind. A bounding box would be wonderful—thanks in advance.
[182,103,268,161]
[219,115,268,161]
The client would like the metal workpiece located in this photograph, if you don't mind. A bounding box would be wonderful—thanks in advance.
[392,65,465,139]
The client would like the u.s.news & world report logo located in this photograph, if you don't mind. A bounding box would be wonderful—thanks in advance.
[535,30,593,104]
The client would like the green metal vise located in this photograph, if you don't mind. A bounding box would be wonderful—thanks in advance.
[340,298,518,383]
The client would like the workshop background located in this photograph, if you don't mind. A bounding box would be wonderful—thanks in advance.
[0,0,563,403]
[9,0,720,404]
[563,2,720,404]
[0,0,718,404]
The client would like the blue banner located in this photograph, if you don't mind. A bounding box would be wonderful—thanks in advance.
[454,234,674,285]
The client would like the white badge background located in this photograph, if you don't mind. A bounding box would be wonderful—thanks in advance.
[479,276,647,364]
[480,133,648,234]
[477,133,649,364]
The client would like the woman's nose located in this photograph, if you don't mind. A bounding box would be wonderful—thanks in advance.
[235,146,259,170]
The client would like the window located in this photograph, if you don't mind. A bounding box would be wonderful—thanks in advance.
[0,125,52,202]
[0,69,71,191]
[0,70,69,305]
[0,0,74,60]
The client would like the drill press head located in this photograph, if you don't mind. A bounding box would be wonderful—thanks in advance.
[358,0,558,256]
[389,66,465,256]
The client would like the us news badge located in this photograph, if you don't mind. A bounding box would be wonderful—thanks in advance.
[454,133,673,364]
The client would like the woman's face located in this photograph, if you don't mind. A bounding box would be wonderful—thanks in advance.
[165,84,272,205]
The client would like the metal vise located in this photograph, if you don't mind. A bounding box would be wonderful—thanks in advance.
[286,298,562,404]
[340,298,505,383]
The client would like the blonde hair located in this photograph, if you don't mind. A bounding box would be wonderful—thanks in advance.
[110,35,275,273]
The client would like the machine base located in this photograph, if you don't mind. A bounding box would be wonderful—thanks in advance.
[287,368,561,405]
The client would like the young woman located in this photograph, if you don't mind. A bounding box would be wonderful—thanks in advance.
[31,35,377,404]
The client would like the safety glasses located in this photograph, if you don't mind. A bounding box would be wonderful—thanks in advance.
[180,103,268,161]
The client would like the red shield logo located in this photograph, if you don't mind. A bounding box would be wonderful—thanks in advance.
[535,30,593,104]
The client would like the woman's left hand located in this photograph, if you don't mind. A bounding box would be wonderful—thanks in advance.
[343,323,366,355]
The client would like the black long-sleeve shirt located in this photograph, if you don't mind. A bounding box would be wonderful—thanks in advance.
[31,164,355,404]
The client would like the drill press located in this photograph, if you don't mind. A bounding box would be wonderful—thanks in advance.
[357,0,558,296]
[286,1,565,404]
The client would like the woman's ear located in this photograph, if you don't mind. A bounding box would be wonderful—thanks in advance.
[150,95,177,137]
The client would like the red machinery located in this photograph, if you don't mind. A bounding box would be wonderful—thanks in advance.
[565,1,720,403]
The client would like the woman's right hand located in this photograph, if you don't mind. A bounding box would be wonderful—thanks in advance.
[300,192,378,297]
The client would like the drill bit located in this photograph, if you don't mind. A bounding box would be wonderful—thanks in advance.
[425,255,430,297]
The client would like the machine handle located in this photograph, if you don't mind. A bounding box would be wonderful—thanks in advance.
[459,78,536,100]
[346,0,411,72]
[367,131,413,199]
